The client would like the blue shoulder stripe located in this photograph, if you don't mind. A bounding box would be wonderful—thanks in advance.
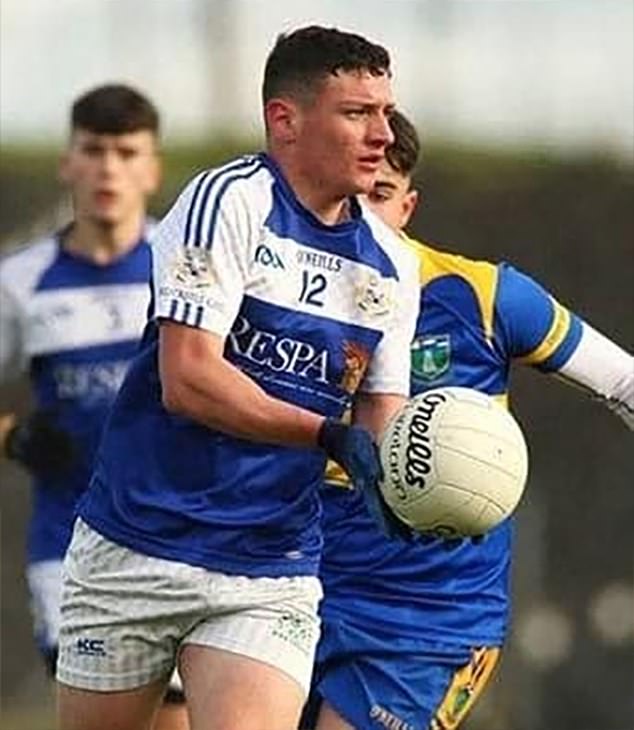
[184,156,259,247]
[203,161,264,250]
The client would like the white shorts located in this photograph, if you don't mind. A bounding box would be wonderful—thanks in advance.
[27,559,63,653]
[57,519,322,696]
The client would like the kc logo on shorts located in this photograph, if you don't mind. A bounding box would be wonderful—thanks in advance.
[75,637,106,656]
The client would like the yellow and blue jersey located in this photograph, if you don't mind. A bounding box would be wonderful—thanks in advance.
[319,236,583,646]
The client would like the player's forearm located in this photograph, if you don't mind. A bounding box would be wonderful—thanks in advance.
[352,392,406,441]
[557,322,634,429]
[162,352,324,448]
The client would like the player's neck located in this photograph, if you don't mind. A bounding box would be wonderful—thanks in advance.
[63,215,145,265]
[276,158,351,226]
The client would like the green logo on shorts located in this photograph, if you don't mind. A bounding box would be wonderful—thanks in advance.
[272,612,315,656]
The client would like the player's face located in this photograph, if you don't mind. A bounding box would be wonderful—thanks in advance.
[295,70,395,198]
[60,129,160,227]
[363,159,418,231]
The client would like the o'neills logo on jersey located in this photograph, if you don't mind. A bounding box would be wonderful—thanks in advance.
[228,316,329,383]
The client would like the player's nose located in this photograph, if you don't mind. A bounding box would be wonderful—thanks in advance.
[369,111,394,149]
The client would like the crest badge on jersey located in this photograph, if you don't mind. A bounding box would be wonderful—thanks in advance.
[411,334,451,381]
[171,249,216,289]
[339,340,371,394]
[355,271,394,317]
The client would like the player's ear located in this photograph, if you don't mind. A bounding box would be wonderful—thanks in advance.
[264,98,299,144]
[399,189,419,229]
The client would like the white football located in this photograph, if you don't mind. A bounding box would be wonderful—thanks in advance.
[379,387,529,537]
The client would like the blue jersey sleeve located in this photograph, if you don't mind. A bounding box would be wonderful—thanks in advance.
[494,263,582,372]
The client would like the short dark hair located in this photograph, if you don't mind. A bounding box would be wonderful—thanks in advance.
[385,109,421,177]
[262,25,391,105]
[71,84,160,136]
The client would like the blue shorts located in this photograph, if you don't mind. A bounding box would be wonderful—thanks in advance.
[304,617,500,730]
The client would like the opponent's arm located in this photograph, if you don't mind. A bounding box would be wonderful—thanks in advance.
[555,322,634,430]
[496,264,633,431]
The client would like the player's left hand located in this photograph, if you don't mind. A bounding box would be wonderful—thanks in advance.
[5,410,77,478]
[318,418,415,541]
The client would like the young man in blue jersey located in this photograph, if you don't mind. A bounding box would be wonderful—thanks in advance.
[304,110,634,730]
[55,27,420,730]
[0,85,189,730]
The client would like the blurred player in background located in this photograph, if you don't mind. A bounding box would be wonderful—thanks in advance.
[0,84,188,730]
[304,110,634,730]
[55,26,419,730]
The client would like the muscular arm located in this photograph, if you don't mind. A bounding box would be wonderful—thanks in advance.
[159,321,324,447]
[556,322,634,429]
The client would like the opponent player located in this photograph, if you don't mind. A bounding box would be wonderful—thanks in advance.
[0,84,188,730]
[305,110,634,729]
[55,27,420,730]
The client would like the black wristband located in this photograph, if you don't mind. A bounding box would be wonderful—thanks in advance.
[317,418,349,456]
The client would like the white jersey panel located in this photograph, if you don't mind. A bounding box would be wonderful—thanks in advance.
[22,283,150,356]
[0,237,58,380]
[358,206,420,395]
[153,159,266,336]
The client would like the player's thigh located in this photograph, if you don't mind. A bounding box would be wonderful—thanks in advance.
[181,644,305,730]
[57,678,167,730]
[181,572,322,730]
[313,700,354,729]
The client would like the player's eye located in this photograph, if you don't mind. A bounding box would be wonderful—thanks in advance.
[368,187,392,202]
[118,147,139,160]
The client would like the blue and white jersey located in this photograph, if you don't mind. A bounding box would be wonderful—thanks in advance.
[78,153,419,578]
[0,232,152,563]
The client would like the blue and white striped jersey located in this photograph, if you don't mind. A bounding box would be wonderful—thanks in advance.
[78,153,420,578]
[0,232,152,563]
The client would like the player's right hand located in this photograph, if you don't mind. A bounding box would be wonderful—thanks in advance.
[318,418,415,541]
[5,410,76,477]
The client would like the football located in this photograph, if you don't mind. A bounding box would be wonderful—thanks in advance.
[379,387,529,537]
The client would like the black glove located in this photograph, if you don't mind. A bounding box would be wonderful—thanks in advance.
[318,418,414,541]
[5,410,76,477]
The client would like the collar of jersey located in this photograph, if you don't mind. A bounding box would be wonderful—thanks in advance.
[259,152,362,234]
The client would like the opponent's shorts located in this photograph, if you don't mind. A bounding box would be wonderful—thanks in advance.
[304,617,500,730]
[57,519,322,696]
